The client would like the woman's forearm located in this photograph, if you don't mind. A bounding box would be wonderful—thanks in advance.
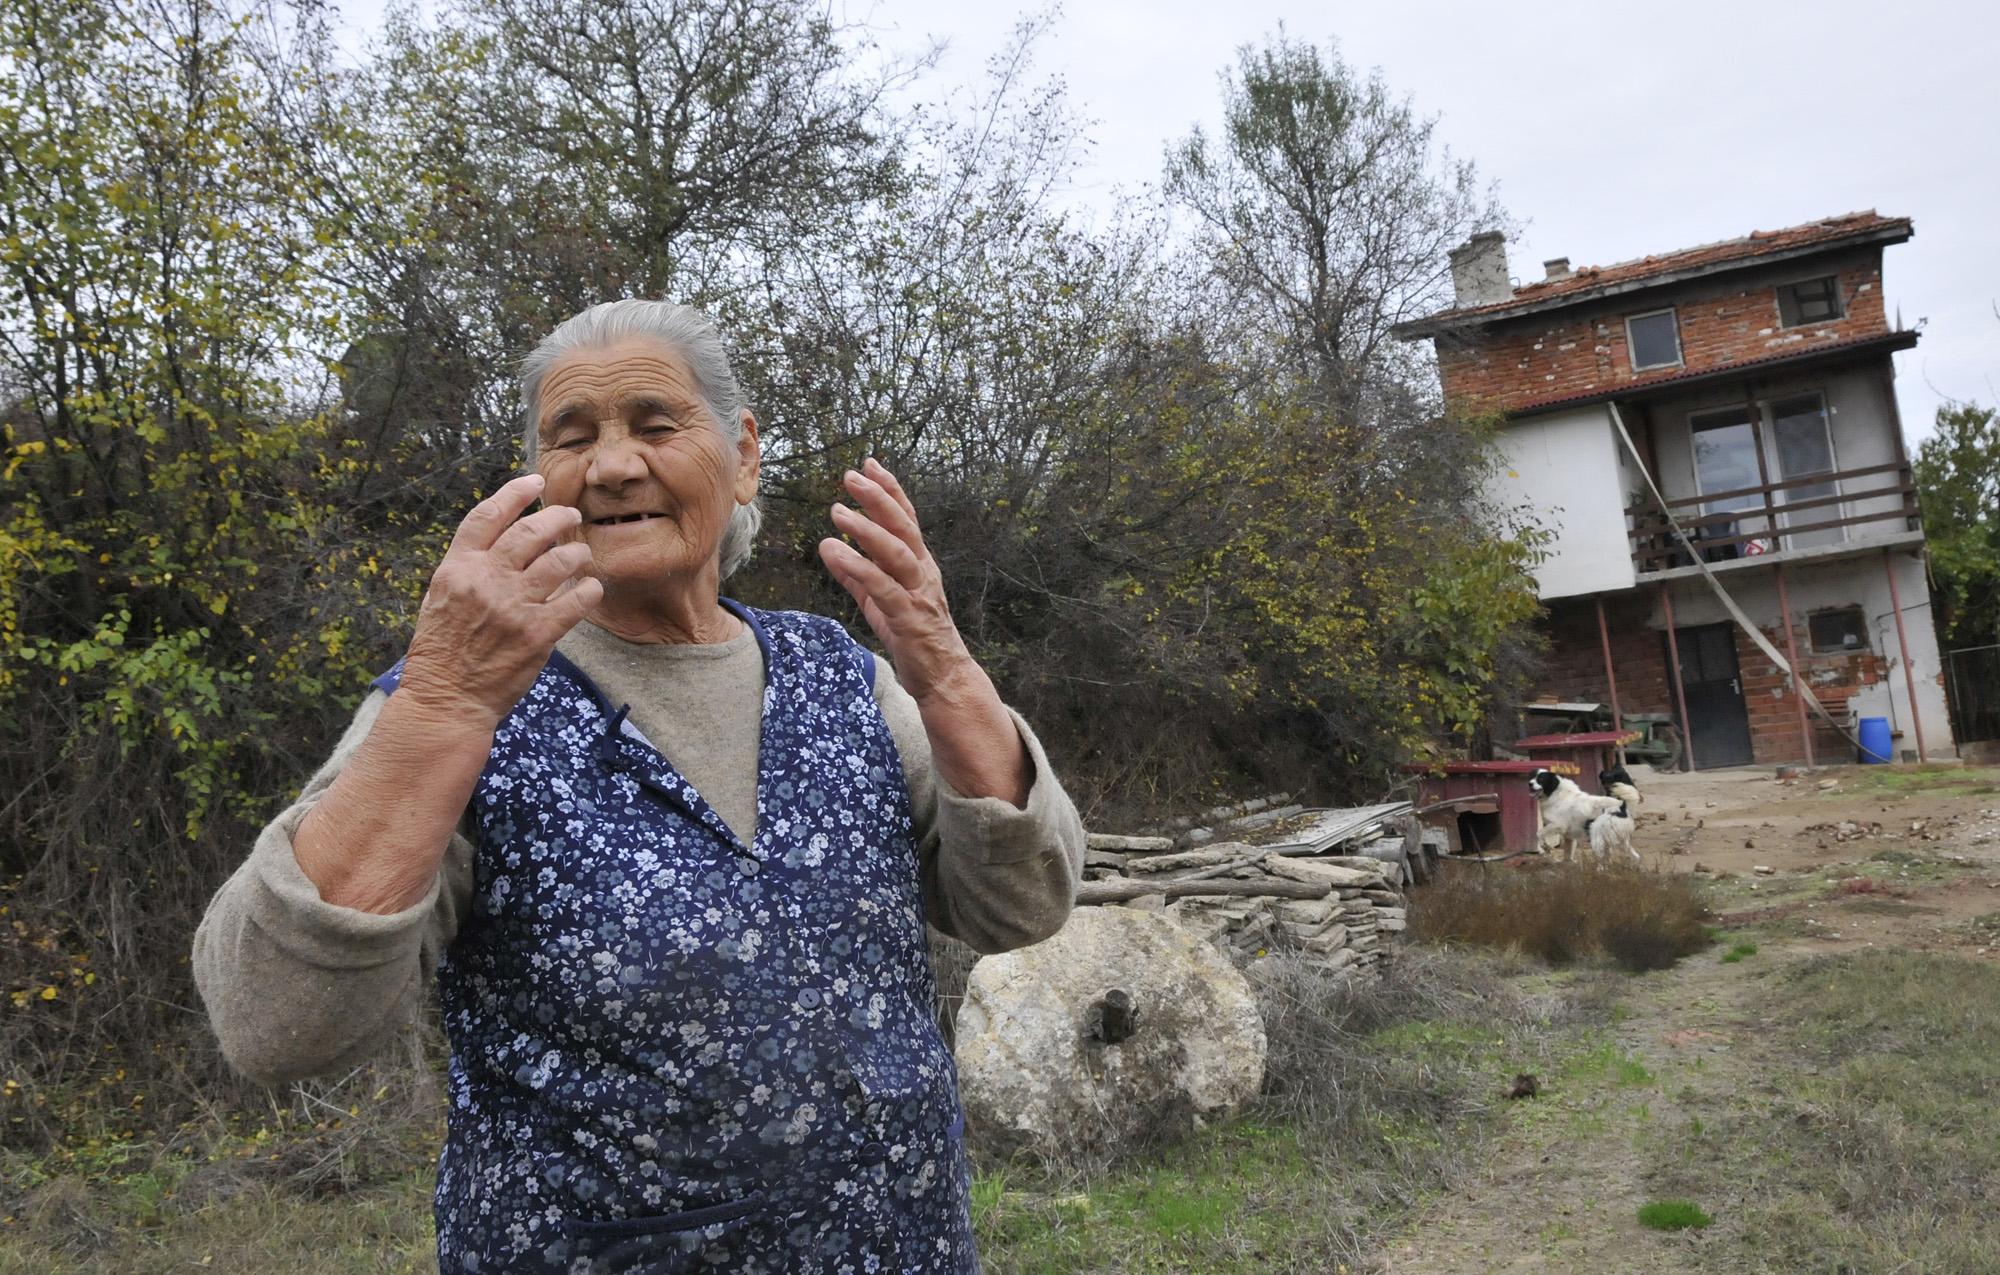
[914,660,1031,808]
[292,692,497,914]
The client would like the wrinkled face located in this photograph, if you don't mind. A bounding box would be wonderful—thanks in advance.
[532,339,759,591]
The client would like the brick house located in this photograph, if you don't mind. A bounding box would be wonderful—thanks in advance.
[1394,211,1954,768]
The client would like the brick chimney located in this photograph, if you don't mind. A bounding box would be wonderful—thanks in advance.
[1449,232,1511,307]
[1542,257,1572,282]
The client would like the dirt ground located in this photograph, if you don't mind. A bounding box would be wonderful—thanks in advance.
[1376,760,2000,1275]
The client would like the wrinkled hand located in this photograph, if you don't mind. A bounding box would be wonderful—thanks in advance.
[399,474,603,725]
[817,459,981,707]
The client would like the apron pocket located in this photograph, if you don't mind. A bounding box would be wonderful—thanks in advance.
[559,1192,764,1271]
[562,1192,764,1239]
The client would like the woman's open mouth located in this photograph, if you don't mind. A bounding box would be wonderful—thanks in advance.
[591,512,665,526]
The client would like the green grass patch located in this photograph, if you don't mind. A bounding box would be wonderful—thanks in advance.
[1836,763,2000,796]
[1637,1199,1713,1231]
[1560,1041,1654,1087]
[1719,940,1759,964]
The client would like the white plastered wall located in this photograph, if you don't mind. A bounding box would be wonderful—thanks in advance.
[1485,404,1637,599]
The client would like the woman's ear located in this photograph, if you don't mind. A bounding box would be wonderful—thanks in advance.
[734,409,762,504]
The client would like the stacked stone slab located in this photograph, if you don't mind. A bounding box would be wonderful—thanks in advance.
[1081,828,1408,974]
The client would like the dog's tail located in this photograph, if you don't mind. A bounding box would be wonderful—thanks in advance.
[1607,780,1641,811]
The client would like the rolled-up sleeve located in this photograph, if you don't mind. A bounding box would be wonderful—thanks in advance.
[873,671,1084,954]
[191,692,472,1085]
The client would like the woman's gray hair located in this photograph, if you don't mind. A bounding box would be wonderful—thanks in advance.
[520,300,763,579]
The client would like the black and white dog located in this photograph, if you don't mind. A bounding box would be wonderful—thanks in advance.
[1588,766,1641,863]
[1528,768,1628,863]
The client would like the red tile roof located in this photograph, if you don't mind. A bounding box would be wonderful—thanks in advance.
[1404,211,1912,333]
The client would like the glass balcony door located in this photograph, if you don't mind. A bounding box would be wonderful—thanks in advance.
[1769,393,1844,549]
[1690,407,1771,560]
[1688,393,1845,558]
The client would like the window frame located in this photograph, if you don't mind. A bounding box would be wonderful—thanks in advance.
[1807,606,1868,654]
[1625,307,1683,371]
[1776,275,1844,328]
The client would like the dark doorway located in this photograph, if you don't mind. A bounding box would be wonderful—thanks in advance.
[1671,623,1755,768]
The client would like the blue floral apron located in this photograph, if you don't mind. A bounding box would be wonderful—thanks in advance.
[373,601,977,1273]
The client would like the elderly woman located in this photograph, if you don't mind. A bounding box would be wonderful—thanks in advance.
[193,301,1083,1274]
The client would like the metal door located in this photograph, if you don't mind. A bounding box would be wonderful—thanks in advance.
[1672,623,1755,768]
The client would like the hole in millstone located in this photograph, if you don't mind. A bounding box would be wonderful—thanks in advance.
[1087,989,1138,1045]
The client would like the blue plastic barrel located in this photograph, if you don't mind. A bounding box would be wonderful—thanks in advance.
[1857,716,1893,765]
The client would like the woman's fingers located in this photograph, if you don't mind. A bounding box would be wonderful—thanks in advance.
[818,535,917,632]
[861,458,920,525]
[490,503,583,572]
[519,540,596,600]
[449,474,547,554]
[842,467,927,563]
[541,573,605,636]
[829,501,925,591]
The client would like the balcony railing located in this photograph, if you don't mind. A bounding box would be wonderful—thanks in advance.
[1625,461,1919,575]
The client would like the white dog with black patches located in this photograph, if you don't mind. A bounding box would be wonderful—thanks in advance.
[1529,768,1628,863]
[1588,765,1641,863]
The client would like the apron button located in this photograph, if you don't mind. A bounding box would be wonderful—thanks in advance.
[737,857,760,877]
[798,988,822,1009]
[859,1140,889,1163]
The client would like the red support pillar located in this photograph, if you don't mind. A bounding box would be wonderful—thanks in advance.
[1595,596,1623,730]
[1773,564,1816,768]
[1661,584,1697,772]
[1883,550,1928,763]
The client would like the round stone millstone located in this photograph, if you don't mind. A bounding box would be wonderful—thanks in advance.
[951,906,1267,1161]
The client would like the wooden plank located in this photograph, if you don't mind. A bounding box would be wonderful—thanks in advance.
[1626,480,1914,538]
[1624,479,1920,539]
[1246,803,1413,854]
[1631,504,1922,571]
[1078,878,1332,904]
[1086,833,1175,853]
[1626,460,1907,511]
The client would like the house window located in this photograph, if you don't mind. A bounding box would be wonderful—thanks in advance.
[1626,309,1681,370]
[1808,607,1867,653]
[1778,276,1843,327]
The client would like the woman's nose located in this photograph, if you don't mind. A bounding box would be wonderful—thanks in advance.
[585,432,648,489]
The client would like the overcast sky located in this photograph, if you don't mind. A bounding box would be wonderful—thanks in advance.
[337,0,1998,445]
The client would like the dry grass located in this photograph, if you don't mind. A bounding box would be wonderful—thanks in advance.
[0,1050,444,1271]
[1410,860,1714,972]
[1646,951,2000,1273]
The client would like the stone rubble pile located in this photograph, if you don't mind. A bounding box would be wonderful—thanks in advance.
[1078,802,1421,975]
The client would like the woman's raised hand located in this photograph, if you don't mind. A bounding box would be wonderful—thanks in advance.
[819,459,1029,804]
[400,474,603,725]
[817,460,979,704]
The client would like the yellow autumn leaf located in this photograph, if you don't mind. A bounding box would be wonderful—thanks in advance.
[39,987,56,1001]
